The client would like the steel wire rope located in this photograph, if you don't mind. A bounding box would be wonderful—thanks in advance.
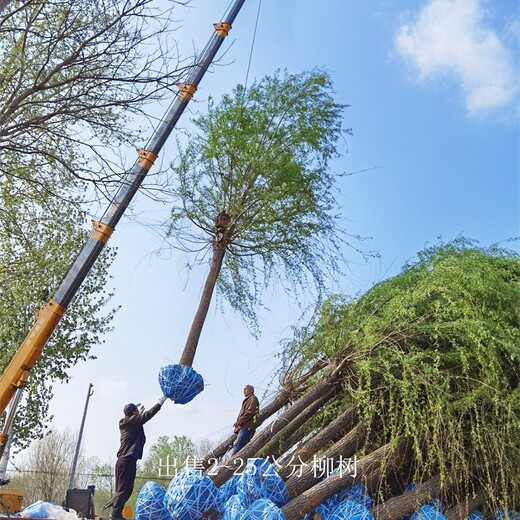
[243,0,262,94]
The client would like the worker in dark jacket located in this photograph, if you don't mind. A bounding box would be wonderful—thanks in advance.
[230,385,259,456]
[111,397,167,520]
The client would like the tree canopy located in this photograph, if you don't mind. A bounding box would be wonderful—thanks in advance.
[283,238,520,511]
[0,174,117,447]
[166,69,364,345]
[0,0,193,445]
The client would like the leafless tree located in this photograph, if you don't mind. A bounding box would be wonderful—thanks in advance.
[0,0,191,203]
[17,428,77,504]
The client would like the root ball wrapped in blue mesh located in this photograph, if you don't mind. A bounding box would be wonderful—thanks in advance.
[220,474,241,503]
[237,458,289,507]
[328,499,374,520]
[303,503,330,520]
[410,505,448,520]
[222,495,246,520]
[239,498,285,519]
[159,364,204,404]
[164,466,223,520]
[330,482,373,509]
[135,481,172,520]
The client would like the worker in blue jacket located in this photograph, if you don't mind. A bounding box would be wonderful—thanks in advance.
[111,397,167,520]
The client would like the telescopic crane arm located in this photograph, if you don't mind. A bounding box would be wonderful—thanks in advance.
[0,0,246,456]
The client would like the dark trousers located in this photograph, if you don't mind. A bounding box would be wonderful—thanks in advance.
[112,456,137,517]
[230,427,254,456]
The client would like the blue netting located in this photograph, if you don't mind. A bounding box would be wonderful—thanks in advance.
[410,505,448,520]
[238,498,285,520]
[328,482,373,509]
[159,364,204,404]
[220,474,241,503]
[164,466,223,520]
[135,481,172,520]
[222,495,246,520]
[328,499,374,520]
[467,512,483,520]
[405,482,418,493]
[303,502,330,519]
[237,458,289,507]
[492,510,520,520]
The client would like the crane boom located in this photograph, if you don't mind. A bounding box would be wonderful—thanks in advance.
[0,0,246,452]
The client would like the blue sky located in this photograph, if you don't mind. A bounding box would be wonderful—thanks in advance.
[22,0,518,468]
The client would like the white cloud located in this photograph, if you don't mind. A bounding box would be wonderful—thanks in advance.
[395,0,519,115]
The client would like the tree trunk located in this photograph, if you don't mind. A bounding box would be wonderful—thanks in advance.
[209,371,342,486]
[282,438,411,520]
[277,404,357,479]
[179,239,227,367]
[444,491,484,520]
[259,387,338,460]
[372,474,441,520]
[284,420,366,498]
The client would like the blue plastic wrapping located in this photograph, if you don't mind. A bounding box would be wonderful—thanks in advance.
[21,501,51,519]
[164,466,223,520]
[238,498,285,519]
[222,495,247,520]
[220,474,241,503]
[159,364,204,404]
[405,483,418,493]
[328,481,373,509]
[467,512,483,520]
[328,499,374,520]
[429,498,444,513]
[135,481,172,520]
[410,504,448,520]
[236,458,289,507]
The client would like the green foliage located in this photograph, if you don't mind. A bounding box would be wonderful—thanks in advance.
[0,174,117,449]
[130,435,197,502]
[0,0,186,448]
[138,434,196,481]
[167,69,363,332]
[284,239,520,510]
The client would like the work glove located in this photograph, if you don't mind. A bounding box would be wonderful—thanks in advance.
[158,396,167,405]
[139,405,145,414]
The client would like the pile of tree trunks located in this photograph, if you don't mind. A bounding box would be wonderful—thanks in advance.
[201,244,519,520]
[204,360,483,519]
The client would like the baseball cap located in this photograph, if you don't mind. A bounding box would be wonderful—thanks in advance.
[123,403,137,416]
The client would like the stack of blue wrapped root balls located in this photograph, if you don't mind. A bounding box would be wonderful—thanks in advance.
[135,457,288,520]
[136,469,519,520]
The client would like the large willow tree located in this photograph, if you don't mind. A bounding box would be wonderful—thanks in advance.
[166,69,366,367]
[281,239,520,514]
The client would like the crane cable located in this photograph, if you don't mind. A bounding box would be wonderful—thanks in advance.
[243,0,262,93]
